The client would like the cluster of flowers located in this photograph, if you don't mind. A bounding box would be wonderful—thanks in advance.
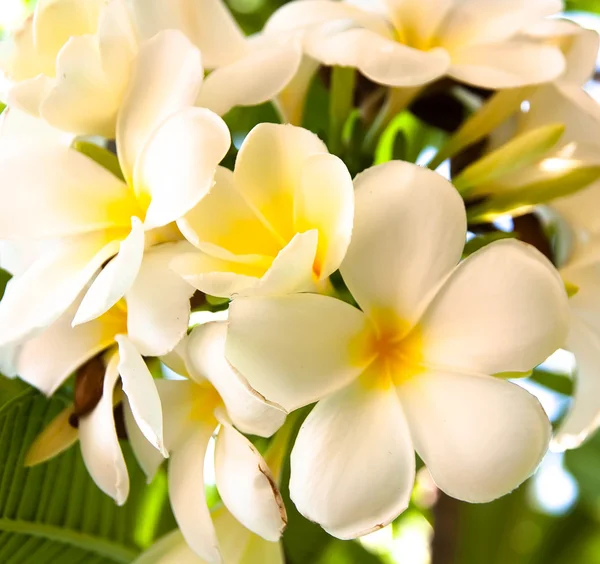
[0,0,599,562]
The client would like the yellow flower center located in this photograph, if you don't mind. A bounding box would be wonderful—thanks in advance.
[355,310,426,390]
[189,381,223,426]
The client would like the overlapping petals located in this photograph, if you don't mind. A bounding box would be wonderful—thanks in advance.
[227,160,569,537]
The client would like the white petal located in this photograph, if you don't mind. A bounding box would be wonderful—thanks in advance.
[7,75,54,118]
[126,242,196,357]
[73,217,145,326]
[156,379,198,451]
[294,154,354,280]
[226,294,369,411]
[398,369,551,502]
[135,107,230,229]
[0,144,138,239]
[186,322,286,437]
[449,42,565,89]
[340,161,466,330]
[215,414,286,541]
[169,428,220,562]
[197,38,302,116]
[116,30,204,184]
[17,302,125,395]
[40,35,122,137]
[0,233,121,347]
[290,380,414,539]
[179,166,281,258]
[419,240,570,375]
[79,353,129,505]
[307,28,450,87]
[0,106,73,148]
[554,314,600,449]
[123,397,165,483]
[274,55,319,126]
[116,335,167,457]
[234,123,328,243]
[131,0,247,68]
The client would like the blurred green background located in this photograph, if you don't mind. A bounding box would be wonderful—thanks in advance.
[1,0,600,563]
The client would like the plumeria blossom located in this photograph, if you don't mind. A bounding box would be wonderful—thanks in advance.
[172,123,354,299]
[265,0,566,93]
[19,242,197,504]
[126,322,287,563]
[225,161,570,538]
[553,235,600,449]
[131,0,303,118]
[0,0,302,135]
[0,31,230,350]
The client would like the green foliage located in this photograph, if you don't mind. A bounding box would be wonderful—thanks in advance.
[0,388,175,563]
[566,0,600,13]
[73,141,124,181]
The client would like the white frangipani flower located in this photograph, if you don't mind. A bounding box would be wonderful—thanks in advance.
[0,30,230,349]
[126,322,287,563]
[554,236,600,449]
[19,242,197,504]
[225,161,570,538]
[172,123,354,298]
[265,0,566,92]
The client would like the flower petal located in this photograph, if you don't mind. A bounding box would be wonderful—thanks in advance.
[449,42,565,89]
[7,75,54,118]
[134,529,201,564]
[340,161,466,329]
[123,397,164,483]
[135,107,230,229]
[197,37,302,116]
[169,428,220,562]
[116,334,167,457]
[294,154,353,280]
[215,413,286,541]
[234,123,328,243]
[17,302,125,395]
[554,314,600,449]
[79,353,129,505]
[0,144,137,239]
[0,233,121,347]
[290,380,414,539]
[419,239,570,375]
[186,322,286,437]
[131,0,247,68]
[116,30,204,184]
[126,242,196,358]
[73,217,145,326]
[307,28,450,87]
[226,294,369,411]
[398,369,551,502]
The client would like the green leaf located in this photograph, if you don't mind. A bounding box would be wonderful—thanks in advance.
[529,368,573,396]
[328,66,356,155]
[565,0,600,14]
[467,165,600,223]
[0,389,174,563]
[428,86,535,170]
[73,141,124,181]
[565,431,600,505]
[463,232,516,257]
[455,123,565,195]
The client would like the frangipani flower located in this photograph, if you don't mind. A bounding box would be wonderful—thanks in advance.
[127,322,287,563]
[1,0,302,135]
[554,236,600,449]
[265,0,566,93]
[225,161,570,538]
[131,0,303,118]
[0,31,230,348]
[20,242,196,503]
[172,123,354,298]
[1,0,137,136]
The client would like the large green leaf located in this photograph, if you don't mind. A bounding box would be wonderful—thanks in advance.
[0,389,174,563]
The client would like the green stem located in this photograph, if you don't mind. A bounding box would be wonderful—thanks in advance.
[362,85,422,154]
[0,518,138,563]
[328,66,356,155]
